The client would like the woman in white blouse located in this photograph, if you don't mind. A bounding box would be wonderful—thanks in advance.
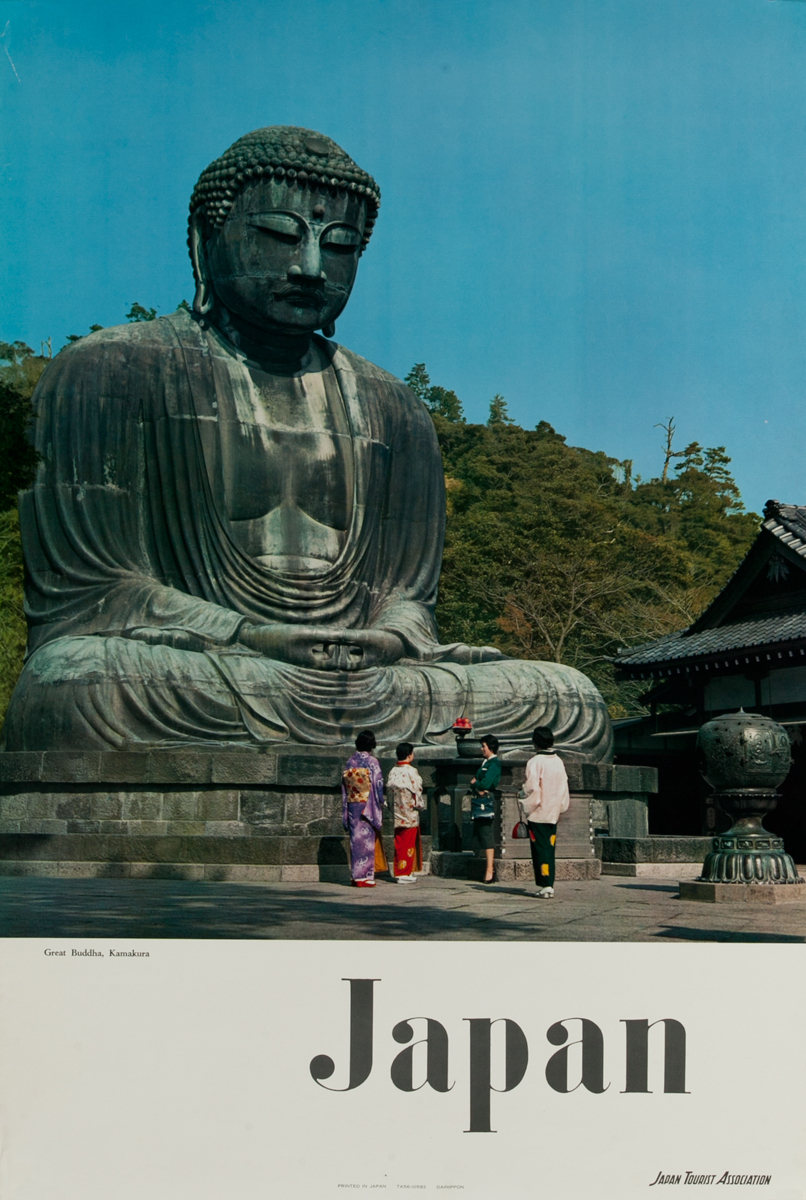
[518,726,570,898]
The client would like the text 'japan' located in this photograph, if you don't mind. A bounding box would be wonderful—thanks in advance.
[309,979,689,1132]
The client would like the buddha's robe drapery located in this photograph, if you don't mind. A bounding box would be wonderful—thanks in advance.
[4,310,612,759]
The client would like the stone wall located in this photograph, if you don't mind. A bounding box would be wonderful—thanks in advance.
[0,749,657,884]
[0,750,393,882]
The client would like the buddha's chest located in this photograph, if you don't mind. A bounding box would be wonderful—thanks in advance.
[213,358,355,574]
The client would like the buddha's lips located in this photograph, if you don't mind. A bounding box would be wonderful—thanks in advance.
[274,285,325,309]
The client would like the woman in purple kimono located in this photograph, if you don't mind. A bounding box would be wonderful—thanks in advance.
[342,729,386,887]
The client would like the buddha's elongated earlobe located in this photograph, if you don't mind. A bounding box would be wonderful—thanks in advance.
[322,321,336,339]
[189,214,214,316]
[193,278,214,316]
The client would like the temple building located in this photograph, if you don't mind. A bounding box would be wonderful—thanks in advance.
[613,500,806,860]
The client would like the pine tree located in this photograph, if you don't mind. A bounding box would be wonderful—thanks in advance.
[487,394,513,426]
[404,363,464,421]
[126,302,158,322]
[404,363,431,403]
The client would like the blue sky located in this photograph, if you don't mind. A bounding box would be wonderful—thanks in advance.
[1,0,805,514]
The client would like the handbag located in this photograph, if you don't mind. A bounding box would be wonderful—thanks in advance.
[470,760,496,820]
[511,801,529,840]
[471,792,495,820]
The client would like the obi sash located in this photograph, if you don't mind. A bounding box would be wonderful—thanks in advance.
[343,766,372,806]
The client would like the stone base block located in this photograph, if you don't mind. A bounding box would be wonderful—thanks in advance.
[0,745,431,883]
[430,852,600,882]
[680,880,806,904]
[429,851,480,879]
[0,858,364,884]
[0,745,651,885]
[598,836,713,866]
[554,858,602,881]
[603,862,703,879]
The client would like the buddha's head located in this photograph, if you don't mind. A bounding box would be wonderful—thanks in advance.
[188,127,380,342]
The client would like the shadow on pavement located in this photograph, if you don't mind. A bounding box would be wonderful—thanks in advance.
[0,878,540,941]
[615,883,679,893]
[3,877,804,943]
[655,925,805,943]
[466,884,531,898]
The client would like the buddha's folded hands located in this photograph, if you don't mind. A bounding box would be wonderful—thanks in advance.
[237,623,405,670]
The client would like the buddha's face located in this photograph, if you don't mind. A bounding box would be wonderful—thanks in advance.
[202,179,367,337]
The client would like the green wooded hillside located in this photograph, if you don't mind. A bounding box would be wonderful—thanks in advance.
[407,365,758,717]
[0,331,759,727]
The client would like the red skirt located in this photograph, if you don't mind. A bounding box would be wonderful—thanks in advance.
[394,826,422,877]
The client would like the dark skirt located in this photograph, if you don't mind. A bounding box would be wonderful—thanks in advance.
[473,816,495,852]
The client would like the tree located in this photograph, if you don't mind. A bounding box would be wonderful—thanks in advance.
[0,507,26,724]
[0,340,46,725]
[0,379,40,509]
[0,340,35,365]
[408,363,758,717]
[0,341,45,507]
[655,416,685,482]
[487,394,513,427]
[126,302,158,322]
[404,363,431,404]
[66,324,103,344]
[404,363,464,421]
[0,341,48,396]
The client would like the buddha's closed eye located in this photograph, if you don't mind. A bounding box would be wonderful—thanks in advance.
[321,228,361,255]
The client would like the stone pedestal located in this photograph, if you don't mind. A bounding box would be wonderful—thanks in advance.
[0,748,406,883]
[0,749,656,885]
[679,880,806,904]
[697,795,801,884]
[428,757,657,883]
[598,836,713,878]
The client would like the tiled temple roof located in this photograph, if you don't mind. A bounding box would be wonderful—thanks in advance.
[614,500,806,675]
[614,610,806,669]
[758,499,806,558]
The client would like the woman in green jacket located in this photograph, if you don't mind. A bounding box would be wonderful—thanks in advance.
[470,734,502,884]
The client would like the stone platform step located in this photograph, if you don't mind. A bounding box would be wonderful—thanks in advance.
[680,880,806,904]
[598,835,713,866]
[0,830,431,885]
[430,851,601,882]
[0,859,341,883]
[602,862,704,879]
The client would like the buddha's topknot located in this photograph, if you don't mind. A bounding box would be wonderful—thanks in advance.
[188,126,381,254]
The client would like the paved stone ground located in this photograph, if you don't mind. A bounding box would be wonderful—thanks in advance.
[1,872,805,941]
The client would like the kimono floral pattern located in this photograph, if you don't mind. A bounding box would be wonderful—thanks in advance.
[342,751,385,883]
[387,763,425,876]
[386,763,424,828]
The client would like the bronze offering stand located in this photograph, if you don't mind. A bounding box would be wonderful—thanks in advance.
[696,710,801,885]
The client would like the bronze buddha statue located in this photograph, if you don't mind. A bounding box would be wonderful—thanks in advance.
[4,126,612,759]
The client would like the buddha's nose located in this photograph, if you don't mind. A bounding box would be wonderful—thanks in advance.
[289,239,326,283]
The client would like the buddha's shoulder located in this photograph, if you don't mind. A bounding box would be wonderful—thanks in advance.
[329,343,407,388]
[32,315,196,411]
[51,312,190,369]
[329,344,430,417]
